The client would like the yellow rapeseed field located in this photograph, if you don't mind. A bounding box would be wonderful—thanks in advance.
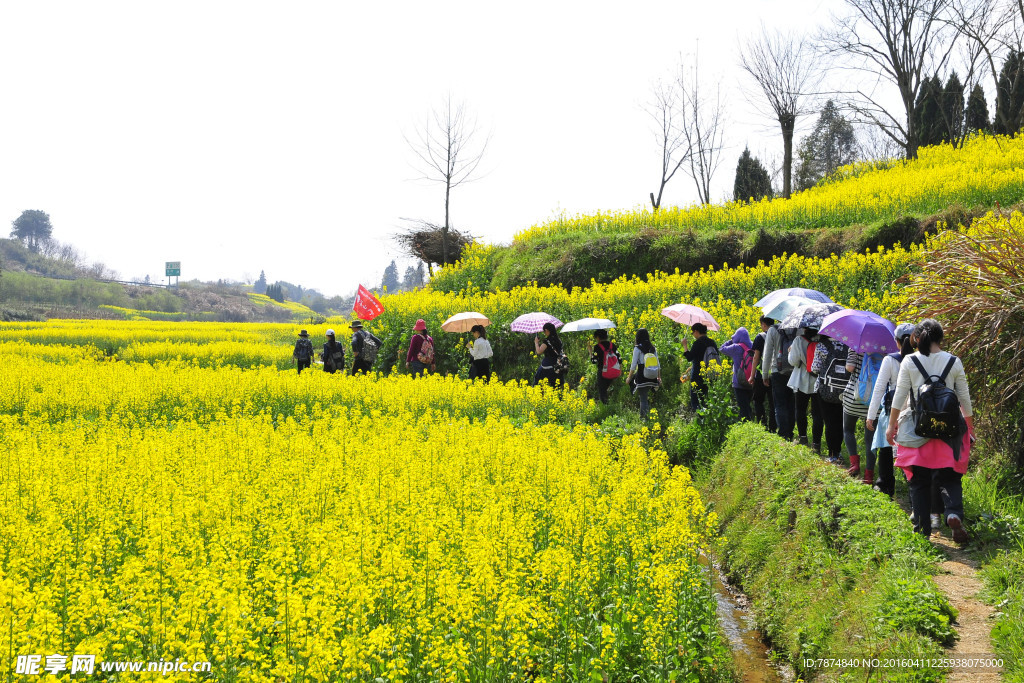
[0,345,724,681]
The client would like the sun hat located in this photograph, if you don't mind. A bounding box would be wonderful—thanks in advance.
[350,320,364,328]
[326,329,335,337]
[413,319,427,331]
[894,322,916,340]
[299,330,308,337]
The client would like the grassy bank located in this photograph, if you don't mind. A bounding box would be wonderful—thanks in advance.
[700,423,956,681]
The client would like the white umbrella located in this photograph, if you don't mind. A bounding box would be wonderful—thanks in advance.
[762,295,816,321]
[441,312,491,333]
[560,317,617,333]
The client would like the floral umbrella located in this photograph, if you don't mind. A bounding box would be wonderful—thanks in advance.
[778,302,845,331]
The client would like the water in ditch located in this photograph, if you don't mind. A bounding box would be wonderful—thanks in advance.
[699,553,789,682]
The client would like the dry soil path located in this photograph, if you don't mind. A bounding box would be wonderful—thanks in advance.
[924,525,1001,682]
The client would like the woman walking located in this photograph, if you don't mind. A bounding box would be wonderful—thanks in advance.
[467,325,493,381]
[721,327,755,421]
[886,319,974,542]
[590,329,619,405]
[811,333,850,463]
[866,323,916,497]
[841,350,875,478]
[532,322,565,388]
[321,329,346,374]
[625,328,661,419]
[405,319,435,378]
[789,327,824,453]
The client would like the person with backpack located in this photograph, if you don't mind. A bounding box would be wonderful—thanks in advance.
[762,321,796,440]
[789,327,824,453]
[406,319,435,378]
[349,320,382,375]
[840,350,877,479]
[720,326,755,421]
[865,323,916,497]
[466,324,493,381]
[292,329,314,374]
[589,328,620,404]
[811,333,850,463]
[321,329,346,375]
[682,322,719,411]
[750,316,777,432]
[625,328,661,419]
[532,322,566,388]
[885,319,974,543]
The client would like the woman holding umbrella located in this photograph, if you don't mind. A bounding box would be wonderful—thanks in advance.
[533,322,565,388]
[866,323,916,497]
[467,325,493,381]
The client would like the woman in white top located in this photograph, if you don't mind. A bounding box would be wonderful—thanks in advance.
[788,328,824,452]
[467,324,493,381]
[885,319,974,543]
[865,323,916,497]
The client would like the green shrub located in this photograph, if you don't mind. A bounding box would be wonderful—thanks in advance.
[701,423,954,680]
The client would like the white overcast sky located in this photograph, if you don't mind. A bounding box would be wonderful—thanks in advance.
[0,0,849,296]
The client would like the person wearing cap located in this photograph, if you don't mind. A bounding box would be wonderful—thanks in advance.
[349,320,382,375]
[292,329,314,374]
[321,329,346,374]
[866,323,916,497]
[406,319,435,377]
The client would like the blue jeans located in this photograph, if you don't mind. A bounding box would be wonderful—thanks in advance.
[533,363,562,388]
[636,386,652,419]
[771,372,795,440]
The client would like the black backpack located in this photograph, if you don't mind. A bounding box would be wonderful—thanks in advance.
[909,355,964,441]
[881,352,903,413]
[815,339,849,404]
[775,327,795,374]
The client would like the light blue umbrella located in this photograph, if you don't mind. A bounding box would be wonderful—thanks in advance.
[762,295,816,321]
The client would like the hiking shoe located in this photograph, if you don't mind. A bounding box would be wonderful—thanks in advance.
[930,513,942,531]
[947,514,969,544]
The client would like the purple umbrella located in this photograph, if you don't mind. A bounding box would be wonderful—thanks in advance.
[510,312,564,333]
[819,310,899,354]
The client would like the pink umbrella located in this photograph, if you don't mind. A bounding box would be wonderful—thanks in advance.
[510,312,564,333]
[660,304,720,331]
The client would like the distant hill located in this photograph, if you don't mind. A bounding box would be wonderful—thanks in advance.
[0,238,354,323]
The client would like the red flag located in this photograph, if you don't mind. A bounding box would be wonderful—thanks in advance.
[353,284,385,321]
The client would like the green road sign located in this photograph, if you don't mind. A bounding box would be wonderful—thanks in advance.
[165,261,180,277]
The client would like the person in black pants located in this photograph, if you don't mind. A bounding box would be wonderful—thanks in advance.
[750,317,777,432]
[293,329,313,374]
[349,320,381,375]
[682,323,718,411]
[590,329,618,404]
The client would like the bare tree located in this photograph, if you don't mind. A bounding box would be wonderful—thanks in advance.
[678,58,727,205]
[820,0,958,159]
[740,26,821,198]
[950,0,1023,134]
[644,79,690,210]
[405,96,489,265]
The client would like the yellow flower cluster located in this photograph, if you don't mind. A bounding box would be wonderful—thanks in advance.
[0,347,722,681]
[363,243,918,381]
[514,134,1024,241]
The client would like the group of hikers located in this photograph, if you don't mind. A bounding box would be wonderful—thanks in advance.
[291,312,974,542]
[291,318,492,379]
[291,320,384,376]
